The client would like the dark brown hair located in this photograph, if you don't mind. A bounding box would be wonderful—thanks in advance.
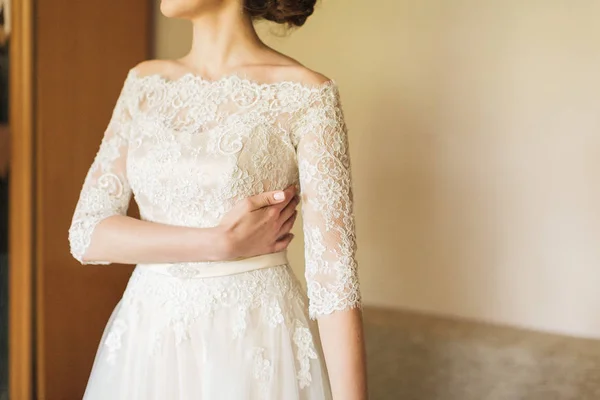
[244,0,317,27]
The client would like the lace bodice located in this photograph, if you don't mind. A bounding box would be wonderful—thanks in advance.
[68,69,361,319]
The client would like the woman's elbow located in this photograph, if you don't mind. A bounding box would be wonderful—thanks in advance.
[68,226,90,264]
[68,219,107,265]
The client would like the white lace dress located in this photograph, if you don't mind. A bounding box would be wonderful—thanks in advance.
[68,69,361,400]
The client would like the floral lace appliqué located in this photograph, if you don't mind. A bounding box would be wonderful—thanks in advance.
[123,265,303,347]
[104,319,128,365]
[252,347,273,398]
[68,69,362,321]
[293,319,318,389]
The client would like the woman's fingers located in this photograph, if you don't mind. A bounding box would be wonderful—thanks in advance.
[245,185,297,211]
[277,210,298,238]
[220,185,300,259]
[279,195,300,224]
[273,233,295,253]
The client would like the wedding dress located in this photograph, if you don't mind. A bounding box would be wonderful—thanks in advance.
[68,68,361,400]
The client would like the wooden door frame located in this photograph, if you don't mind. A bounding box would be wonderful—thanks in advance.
[8,1,154,396]
[9,0,34,398]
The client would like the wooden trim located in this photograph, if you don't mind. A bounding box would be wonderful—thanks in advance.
[148,0,157,59]
[33,2,46,396]
[8,0,34,398]
[33,2,151,397]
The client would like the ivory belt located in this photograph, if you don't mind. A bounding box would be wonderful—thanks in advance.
[136,250,289,279]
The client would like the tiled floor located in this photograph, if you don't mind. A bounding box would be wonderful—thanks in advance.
[363,308,600,400]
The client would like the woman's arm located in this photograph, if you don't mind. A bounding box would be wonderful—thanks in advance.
[68,73,136,265]
[81,184,298,265]
[69,72,299,265]
[318,309,367,398]
[294,82,367,399]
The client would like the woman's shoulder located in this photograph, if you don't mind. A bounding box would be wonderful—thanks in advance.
[259,62,333,87]
[121,58,338,105]
[255,49,334,86]
[126,56,334,87]
[262,63,340,108]
[128,59,186,80]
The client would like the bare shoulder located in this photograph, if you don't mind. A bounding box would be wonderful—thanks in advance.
[248,51,333,86]
[274,64,332,86]
[265,63,333,86]
[131,59,185,79]
[129,55,334,86]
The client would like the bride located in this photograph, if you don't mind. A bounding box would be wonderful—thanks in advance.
[68,0,367,398]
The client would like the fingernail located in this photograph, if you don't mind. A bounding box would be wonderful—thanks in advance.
[274,192,285,201]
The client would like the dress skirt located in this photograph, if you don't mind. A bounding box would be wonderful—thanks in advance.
[82,251,332,400]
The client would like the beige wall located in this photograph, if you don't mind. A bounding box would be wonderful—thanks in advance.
[155,1,600,339]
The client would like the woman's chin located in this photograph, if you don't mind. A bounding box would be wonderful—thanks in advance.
[159,2,176,18]
[160,1,191,19]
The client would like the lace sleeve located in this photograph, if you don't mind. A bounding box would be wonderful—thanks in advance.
[68,72,135,264]
[293,84,362,319]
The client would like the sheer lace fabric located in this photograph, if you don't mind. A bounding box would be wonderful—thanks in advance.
[69,70,361,318]
[69,69,361,399]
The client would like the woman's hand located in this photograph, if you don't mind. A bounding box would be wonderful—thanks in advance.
[74,185,301,265]
[217,185,300,260]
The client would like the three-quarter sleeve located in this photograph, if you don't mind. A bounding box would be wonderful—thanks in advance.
[293,84,362,319]
[68,73,135,264]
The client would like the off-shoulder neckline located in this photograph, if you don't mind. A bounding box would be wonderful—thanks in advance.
[127,68,338,93]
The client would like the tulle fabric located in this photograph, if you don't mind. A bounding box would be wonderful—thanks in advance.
[83,264,332,400]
